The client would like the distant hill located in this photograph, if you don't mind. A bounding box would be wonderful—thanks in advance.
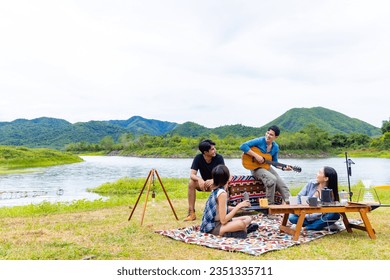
[0,116,177,149]
[171,107,381,138]
[168,122,209,137]
[109,115,178,135]
[259,107,381,136]
[0,107,381,149]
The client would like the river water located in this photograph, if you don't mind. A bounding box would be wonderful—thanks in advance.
[1,156,389,207]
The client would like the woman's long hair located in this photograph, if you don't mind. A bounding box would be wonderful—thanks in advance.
[324,166,339,201]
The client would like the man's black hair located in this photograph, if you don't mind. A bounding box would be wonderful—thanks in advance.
[198,139,215,154]
[268,125,280,136]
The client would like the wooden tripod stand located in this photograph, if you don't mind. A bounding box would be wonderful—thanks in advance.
[128,169,178,225]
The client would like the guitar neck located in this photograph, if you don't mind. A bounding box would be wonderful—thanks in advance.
[264,160,286,169]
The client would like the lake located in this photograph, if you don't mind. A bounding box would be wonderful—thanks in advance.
[1,156,389,207]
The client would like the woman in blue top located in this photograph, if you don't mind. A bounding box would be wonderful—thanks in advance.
[289,166,341,231]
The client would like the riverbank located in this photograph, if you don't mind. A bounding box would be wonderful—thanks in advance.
[0,145,83,174]
[107,148,390,159]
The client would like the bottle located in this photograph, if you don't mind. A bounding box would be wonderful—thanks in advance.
[243,191,249,201]
[152,190,156,206]
[339,190,348,205]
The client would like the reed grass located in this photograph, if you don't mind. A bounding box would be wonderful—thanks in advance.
[0,178,389,260]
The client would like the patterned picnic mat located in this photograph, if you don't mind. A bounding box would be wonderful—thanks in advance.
[155,214,360,256]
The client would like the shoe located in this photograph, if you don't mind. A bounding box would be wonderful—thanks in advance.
[246,223,259,234]
[291,224,306,232]
[290,224,296,230]
[183,211,196,221]
[223,231,247,239]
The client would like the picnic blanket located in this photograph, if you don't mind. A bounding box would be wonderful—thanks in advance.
[155,214,361,256]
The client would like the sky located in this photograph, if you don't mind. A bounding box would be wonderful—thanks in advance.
[1,0,389,129]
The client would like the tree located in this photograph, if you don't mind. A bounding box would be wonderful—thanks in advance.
[118,133,134,149]
[383,132,390,149]
[381,119,390,134]
[346,133,370,148]
[99,136,115,151]
[299,124,331,150]
[331,134,348,148]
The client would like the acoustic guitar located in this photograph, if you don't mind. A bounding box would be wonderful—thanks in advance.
[242,147,302,173]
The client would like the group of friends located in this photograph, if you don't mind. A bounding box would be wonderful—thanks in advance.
[184,125,341,239]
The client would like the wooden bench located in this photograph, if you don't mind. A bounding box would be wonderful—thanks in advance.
[227,175,283,208]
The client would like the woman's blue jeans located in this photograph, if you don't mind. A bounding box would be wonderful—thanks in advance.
[288,213,341,230]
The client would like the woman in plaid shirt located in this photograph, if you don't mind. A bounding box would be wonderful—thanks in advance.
[200,164,259,239]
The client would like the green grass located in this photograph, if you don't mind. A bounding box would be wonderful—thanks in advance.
[1,178,389,260]
[0,145,83,173]
[336,148,390,158]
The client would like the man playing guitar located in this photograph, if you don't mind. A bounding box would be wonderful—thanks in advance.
[240,125,292,205]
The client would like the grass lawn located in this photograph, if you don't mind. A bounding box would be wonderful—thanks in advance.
[1,178,389,260]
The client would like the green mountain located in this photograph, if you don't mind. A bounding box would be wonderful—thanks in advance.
[0,117,74,148]
[0,116,177,149]
[259,107,381,136]
[168,122,210,137]
[171,107,381,138]
[109,116,178,135]
[0,107,381,149]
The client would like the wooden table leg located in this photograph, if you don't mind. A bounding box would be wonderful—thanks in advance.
[341,213,353,233]
[279,213,300,239]
[359,209,376,239]
[281,213,289,226]
[293,212,306,241]
[279,212,305,241]
[341,209,376,239]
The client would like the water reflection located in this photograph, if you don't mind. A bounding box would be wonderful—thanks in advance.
[1,156,389,207]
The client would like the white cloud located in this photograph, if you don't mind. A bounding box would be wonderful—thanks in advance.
[0,0,389,128]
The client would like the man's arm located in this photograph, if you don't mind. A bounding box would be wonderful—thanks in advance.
[239,138,265,163]
[245,148,265,164]
[189,169,199,181]
[189,169,212,191]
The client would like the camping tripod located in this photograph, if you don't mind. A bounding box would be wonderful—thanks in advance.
[128,169,178,225]
[345,152,355,201]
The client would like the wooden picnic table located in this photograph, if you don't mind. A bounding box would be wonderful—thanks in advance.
[268,202,377,241]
